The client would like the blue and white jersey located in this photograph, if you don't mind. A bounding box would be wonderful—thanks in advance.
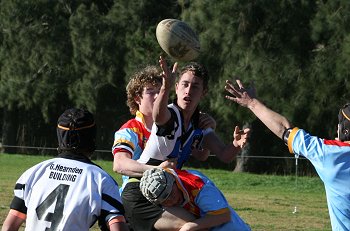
[138,103,213,169]
[10,154,125,231]
[288,128,350,231]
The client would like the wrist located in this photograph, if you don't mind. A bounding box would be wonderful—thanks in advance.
[232,140,241,149]
[247,98,257,110]
[160,85,172,92]
[183,221,199,231]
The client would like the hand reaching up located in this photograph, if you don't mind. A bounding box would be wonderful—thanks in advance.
[224,79,256,108]
[159,56,178,90]
[233,126,250,149]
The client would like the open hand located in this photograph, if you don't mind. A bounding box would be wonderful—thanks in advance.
[159,56,178,90]
[233,126,250,148]
[224,79,256,108]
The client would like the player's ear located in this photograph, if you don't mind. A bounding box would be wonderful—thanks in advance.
[175,82,179,91]
[135,95,141,105]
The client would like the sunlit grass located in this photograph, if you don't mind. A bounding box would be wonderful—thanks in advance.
[0,153,331,230]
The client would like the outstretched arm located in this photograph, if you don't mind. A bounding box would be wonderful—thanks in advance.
[179,212,231,231]
[153,56,177,126]
[224,79,292,139]
[113,152,177,177]
[202,125,249,163]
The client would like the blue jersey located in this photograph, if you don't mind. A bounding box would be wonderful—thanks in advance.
[138,103,212,169]
[288,128,350,231]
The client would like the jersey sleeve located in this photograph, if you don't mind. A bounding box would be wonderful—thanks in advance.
[289,128,350,177]
[98,175,126,229]
[10,165,40,214]
[112,127,139,157]
[155,108,177,137]
[288,128,325,159]
[192,173,230,215]
[288,128,350,161]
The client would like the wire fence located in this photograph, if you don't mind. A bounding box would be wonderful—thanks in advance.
[1,143,318,177]
[0,144,306,159]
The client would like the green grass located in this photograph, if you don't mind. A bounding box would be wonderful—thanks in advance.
[0,153,331,230]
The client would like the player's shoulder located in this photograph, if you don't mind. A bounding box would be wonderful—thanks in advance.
[26,158,55,172]
[84,163,118,184]
[166,104,182,124]
[121,118,141,127]
[117,118,146,134]
[18,158,56,181]
[168,103,180,115]
[185,169,210,182]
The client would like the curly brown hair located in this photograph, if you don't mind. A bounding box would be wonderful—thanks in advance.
[126,66,162,115]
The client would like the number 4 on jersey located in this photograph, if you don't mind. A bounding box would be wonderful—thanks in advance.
[36,184,69,231]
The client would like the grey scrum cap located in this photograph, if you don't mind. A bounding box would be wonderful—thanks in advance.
[139,168,175,204]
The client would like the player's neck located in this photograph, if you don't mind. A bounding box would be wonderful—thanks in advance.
[143,114,153,130]
[181,110,195,130]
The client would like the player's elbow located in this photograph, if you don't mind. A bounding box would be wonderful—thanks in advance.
[112,164,123,174]
[222,157,234,164]
[218,153,236,163]
[196,154,209,161]
[112,155,129,174]
[113,160,130,175]
[192,150,209,161]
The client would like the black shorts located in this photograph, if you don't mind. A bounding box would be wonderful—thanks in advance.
[122,181,163,231]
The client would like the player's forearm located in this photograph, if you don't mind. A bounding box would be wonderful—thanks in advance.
[219,144,241,163]
[180,213,231,231]
[248,98,292,139]
[113,157,155,177]
[153,86,171,125]
[108,217,129,231]
[1,211,25,231]
[202,133,239,163]
[191,149,210,161]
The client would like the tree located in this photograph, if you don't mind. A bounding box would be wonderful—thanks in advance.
[181,0,319,173]
[0,0,74,152]
[109,0,181,76]
[68,3,129,156]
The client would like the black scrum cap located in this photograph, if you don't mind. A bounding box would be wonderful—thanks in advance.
[57,108,96,154]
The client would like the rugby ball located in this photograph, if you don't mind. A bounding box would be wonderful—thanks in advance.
[156,19,200,61]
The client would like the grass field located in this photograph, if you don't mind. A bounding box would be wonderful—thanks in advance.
[0,153,331,230]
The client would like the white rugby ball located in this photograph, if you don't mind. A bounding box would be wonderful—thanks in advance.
[156,19,200,61]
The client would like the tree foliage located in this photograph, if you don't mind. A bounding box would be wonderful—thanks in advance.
[1,0,350,173]
[181,0,350,173]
